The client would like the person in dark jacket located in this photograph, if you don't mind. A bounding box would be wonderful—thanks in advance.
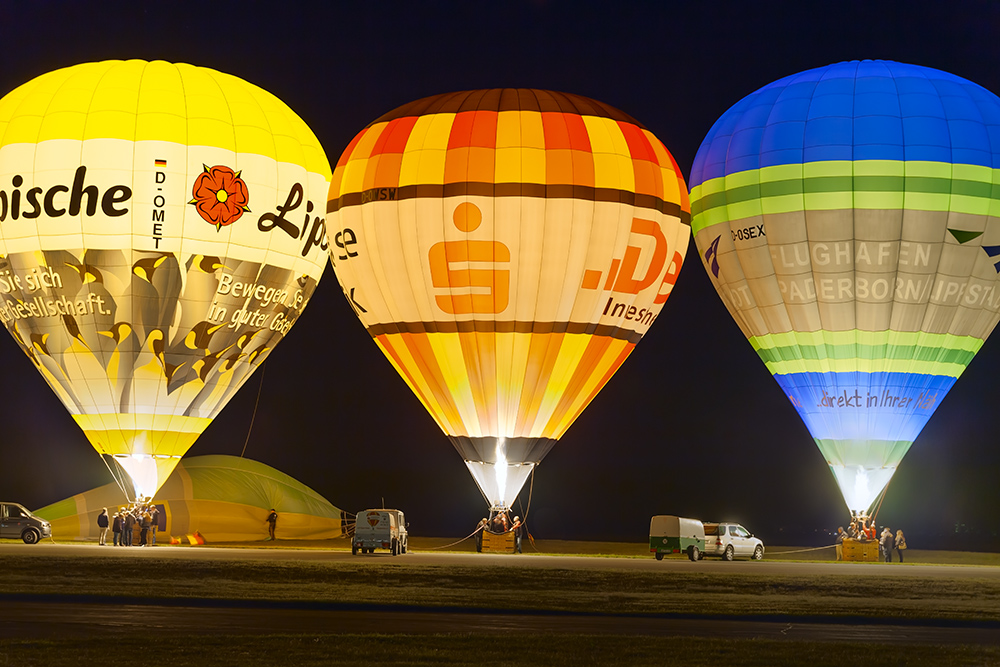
[112,511,123,547]
[139,510,151,546]
[880,527,893,562]
[122,510,135,547]
[265,509,277,540]
[97,508,109,546]
[149,506,159,546]
[511,516,524,554]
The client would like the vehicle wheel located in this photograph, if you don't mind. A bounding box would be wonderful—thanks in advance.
[401,542,407,554]
[655,552,664,561]
[352,543,358,555]
[723,545,734,561]
[22,529,39,545]
[752,545,764,561]
[688,546,700,562]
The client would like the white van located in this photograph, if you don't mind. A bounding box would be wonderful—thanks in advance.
[353,509,408,555]
[649,515,705,561]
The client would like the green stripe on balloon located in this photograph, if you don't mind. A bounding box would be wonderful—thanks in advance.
[757,344,976,365]
[750,329,984,350]
[749,330,983,377]
[758,357,970,377]
[814,439,914,468]
[690,162,1000,234]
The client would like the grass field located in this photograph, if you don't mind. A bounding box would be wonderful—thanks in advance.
[2,539,998,666]
[2,546,999,621]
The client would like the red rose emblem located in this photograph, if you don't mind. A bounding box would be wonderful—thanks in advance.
[189,165,250,229]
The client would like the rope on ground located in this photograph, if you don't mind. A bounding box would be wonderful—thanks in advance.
[423,525,484,550]
[772,544,837,554]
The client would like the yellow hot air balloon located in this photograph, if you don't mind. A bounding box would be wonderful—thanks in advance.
[326,89,690,509]
[0,60,331,499]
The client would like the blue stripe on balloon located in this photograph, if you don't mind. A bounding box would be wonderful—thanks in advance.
[690,60,1000,188]
[772,371,957,442]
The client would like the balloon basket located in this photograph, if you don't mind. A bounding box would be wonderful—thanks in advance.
[842,538,880,562]
[480,529,516,554]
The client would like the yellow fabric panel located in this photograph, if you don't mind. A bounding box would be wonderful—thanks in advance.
[341,122,386,192]
[168,501,343,542]
[495,110,522,148]
[375,330,633,440]
[583,116,635,192]
[375,336,458,434]
[519,110,545,150]
[0,61,330,178]
[73,414,210,452]
[530,333,594,436]
[427,331,481,436]
[546,337,630,437]
[73,412,208,433]
[495,146,523,183]
[376,332,630,438]
[398,113,454,186]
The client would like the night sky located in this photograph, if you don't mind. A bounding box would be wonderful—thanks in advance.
[1,1,997,546]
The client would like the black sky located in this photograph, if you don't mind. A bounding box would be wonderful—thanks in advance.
[0,1,997,546]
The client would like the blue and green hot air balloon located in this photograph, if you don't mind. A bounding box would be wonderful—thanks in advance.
[690,60,1000,514]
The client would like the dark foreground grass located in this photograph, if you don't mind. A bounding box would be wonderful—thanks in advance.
[3,553,1000,622]
[1,634,998,667]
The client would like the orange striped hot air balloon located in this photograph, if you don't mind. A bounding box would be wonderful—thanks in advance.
[326,90,690,509]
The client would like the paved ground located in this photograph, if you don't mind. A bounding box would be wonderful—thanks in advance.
[1,599,999,645]
[3,541,999,579]
[3,541,998,645]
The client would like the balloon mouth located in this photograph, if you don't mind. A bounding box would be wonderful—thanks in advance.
[113,454,180,500]
[465,454,534,510]
[830,464,897,515]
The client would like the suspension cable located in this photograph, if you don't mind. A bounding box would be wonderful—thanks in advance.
[100,454,133,503]
[240,361,267,458]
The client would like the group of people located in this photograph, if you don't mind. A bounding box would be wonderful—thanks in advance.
[97,503,159,547]
[475,511,525,553]
[835,518,907,562]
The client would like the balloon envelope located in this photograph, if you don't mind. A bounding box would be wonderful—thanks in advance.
[327,89,690,508]
[0,61,331,497]
[689,60,1000,513]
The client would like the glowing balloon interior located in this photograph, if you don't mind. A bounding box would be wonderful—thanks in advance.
[689,60,1000,513]
[327,89,690,508]
[0,60,331,498]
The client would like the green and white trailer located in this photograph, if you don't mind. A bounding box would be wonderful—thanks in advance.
[649,515,705,561]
